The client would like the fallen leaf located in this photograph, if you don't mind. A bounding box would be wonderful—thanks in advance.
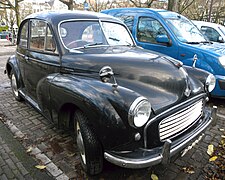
[207,144,214,156]
[209,156,218,162]
[221,135,225,139]
[182,167,195,174]
[219,128,224,132]
[151,173,158,180]
[26,147,33,153]
[35,165,46,170]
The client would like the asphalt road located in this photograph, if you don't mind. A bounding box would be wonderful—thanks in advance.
[0,45,224,179]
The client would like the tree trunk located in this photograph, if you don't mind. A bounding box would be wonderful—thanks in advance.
[15,1,20,27]
[168,0,175,11]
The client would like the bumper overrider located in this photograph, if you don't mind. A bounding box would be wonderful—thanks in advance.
[104,106,217,169]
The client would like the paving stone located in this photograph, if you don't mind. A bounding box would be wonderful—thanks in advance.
[0,156,6,166]
[56,174,70,180]
[46,162,63,177]
[0,174,8,180]
[2,165,15,179]
[5,158,17,170]
[16,162,29,176]
[35,153,51,165]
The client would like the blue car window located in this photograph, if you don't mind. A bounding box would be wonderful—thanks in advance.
[137,17,167,44]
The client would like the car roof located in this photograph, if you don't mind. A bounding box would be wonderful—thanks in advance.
[192,20,225,29]
[102,7,184,19]
[24,10,122,24]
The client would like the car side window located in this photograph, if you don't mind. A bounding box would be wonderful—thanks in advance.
[30,20,56,52]
[115,15,134,33]
[19,21,29,48]
[137,17,167,44]
[200,26,220,42]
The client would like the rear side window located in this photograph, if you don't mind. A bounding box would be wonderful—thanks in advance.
[115,15,134,33]
[137,17,167,44]
[19,21,29,48]
[30,20,56,52]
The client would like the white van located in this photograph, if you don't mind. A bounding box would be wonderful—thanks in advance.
[193,21,225,43]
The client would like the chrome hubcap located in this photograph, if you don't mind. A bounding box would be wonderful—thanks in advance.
[11,74,19,97]
[76,121,86,165]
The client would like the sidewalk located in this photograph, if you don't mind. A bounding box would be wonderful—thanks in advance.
[0,115,53,180]
[0,40,16,56]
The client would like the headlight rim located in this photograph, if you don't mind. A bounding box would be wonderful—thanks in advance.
[128,96,151,128]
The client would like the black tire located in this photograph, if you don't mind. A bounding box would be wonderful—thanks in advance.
[74,110,103,175]
[10,70,23,102]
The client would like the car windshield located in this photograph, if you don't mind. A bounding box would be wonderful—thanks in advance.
[164,17,207,43]
[59,20,134,49]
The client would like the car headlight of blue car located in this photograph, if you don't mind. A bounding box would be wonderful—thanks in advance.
[218,56,225,68]
[206,74,216,92]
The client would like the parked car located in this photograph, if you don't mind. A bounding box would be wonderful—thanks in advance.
[102,8,225,98]
[5,11,216,175]
[192,20,225,43]
[0,31,9,39]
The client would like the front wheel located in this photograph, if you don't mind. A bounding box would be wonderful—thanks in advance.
[74,110,103,175]
[10,71,23,101]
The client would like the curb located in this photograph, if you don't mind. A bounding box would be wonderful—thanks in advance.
[3,119,70,180]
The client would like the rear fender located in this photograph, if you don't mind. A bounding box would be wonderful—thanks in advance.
[5,55,23,88]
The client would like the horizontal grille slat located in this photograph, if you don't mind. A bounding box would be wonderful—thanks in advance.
[159,100,203,141]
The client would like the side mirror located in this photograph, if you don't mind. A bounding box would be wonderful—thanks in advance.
[99,66,118,87]
[218,36,224,43]
[156,35,172,46]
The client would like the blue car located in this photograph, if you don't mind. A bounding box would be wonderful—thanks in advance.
[102,8,225,98]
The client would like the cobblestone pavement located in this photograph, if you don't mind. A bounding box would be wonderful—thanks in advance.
[0,46,224,179]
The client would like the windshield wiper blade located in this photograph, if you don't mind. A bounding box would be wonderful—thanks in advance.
[186,42,200,44]
[200,41,213,44]
[84,42,103,48]
[109,37,120,42]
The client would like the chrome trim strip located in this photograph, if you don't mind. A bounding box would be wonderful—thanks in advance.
[104,152,162,169]
[144,93,205,147]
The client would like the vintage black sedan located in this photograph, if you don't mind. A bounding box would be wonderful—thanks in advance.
[5,11,217,175]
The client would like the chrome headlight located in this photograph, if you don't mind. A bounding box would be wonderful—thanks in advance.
[218,56,225,68]
[206,74,216,92]
[128,97,151,128]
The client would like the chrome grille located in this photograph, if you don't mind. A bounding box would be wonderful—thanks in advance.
[159,100,203,141]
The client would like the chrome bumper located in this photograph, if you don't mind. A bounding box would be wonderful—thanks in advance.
[104,106,217,169]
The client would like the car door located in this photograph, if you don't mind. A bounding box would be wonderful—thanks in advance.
[17,20,29,89]
[24,19,60,106]
[133,14,179,60]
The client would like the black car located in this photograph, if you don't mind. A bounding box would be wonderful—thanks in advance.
[5,11,217,175]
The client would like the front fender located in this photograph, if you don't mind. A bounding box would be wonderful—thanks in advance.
[48,73,143,150]
[184,65,211,85]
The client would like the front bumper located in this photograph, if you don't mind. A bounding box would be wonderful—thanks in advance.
[104,106,217,169]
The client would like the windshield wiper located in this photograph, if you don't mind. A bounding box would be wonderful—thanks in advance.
[200,41,213,44]
[109,37,120,42]
[83,42,103,48]
[109,37,132,46]
[186,42,200,44]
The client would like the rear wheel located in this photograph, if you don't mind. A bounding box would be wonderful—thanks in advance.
[10,71,23,101]
[74,110,103,175]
